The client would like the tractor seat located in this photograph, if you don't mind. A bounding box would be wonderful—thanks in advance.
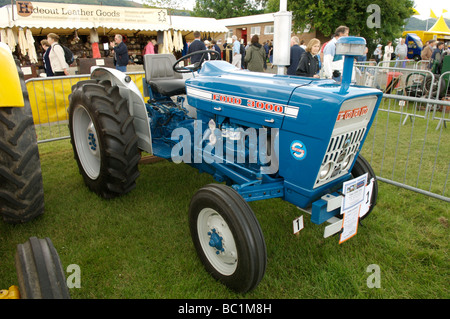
[144,54,186,97]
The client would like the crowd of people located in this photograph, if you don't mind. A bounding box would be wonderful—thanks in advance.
[421,39,449,74]
[41,27,449,79]
[185,26,346,80]
[372,37,449,72]
[40,32,131,76]
[188,25,347,80]
[40,33,71,77]
[372,39,407,66]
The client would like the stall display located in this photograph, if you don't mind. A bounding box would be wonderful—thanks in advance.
[0,2,227,77]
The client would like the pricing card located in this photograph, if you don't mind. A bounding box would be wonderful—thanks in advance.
[339,205,360,244]
[339,173,368,244]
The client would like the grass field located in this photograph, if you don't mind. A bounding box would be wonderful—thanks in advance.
[362,100,449,198]
[0,131,448,299]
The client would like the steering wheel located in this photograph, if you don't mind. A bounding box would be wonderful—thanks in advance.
[173,50,221,73]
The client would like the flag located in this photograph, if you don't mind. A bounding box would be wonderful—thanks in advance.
[430,9,437,19]
[443,9,448,14]
[412,8,420,15]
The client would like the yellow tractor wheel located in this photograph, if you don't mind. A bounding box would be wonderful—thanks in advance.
[0,58,45,223]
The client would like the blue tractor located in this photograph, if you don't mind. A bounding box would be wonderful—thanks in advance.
[68,37,383,293]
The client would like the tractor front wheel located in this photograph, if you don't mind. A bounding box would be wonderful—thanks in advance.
[15,237,70,299]
[351,155,378,220]
[189,184,267,293]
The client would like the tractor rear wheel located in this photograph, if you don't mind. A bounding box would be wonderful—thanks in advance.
[189,184,267,293]
[68,80,140,199]
[0,60,44,223]
[424,75,446,99]
[351,155,378,220]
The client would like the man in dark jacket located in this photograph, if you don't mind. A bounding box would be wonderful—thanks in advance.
[211,40,221,60]
[287,36,305,75]
[188,31,207,64]
[431,41,445,74]
[110,34,129,72]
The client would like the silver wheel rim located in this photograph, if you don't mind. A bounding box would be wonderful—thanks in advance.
[72,104,100,180]
[197,208,238,276]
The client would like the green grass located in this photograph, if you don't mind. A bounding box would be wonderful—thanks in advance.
[35,121,69,142]
[0,138,448,299]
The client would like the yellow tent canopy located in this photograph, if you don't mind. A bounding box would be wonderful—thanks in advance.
[403,14,450,43]
[428,15,450,33]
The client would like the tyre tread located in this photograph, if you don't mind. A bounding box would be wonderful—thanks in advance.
[15,237,70,299]
[0,60,44,223]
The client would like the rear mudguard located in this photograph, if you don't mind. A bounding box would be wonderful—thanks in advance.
[0,42,24,107]
[90,66,152,154]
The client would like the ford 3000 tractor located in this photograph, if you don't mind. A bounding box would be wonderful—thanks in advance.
[68,37,382,293]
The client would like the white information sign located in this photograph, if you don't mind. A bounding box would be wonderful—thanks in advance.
[21,67,32,75]
[360,178,375,218]
[341,173,368,211]
[339,173,369,244]
[293,215,304,235]
[339,205,360,243]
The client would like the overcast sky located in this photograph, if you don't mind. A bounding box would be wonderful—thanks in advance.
[413,0,449,20]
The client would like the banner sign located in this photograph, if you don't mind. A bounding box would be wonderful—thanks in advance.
[14,1,169,25]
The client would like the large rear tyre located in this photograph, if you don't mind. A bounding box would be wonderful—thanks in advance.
[68,80,140,199]
[0,60,44,224]
[351,155,378,220]
[15,237,70,299]
[424,74,446,99]
[189,184,267,293]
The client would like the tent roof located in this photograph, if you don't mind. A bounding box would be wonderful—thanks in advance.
[428,15,450,33]
[0,4,170,33]
[0,4,227,35]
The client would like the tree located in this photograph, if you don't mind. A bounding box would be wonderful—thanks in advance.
[266,0,415,52]
[193,0,266,19]
[143,0,187,10]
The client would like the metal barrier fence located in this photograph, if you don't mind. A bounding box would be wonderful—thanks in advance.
[25,71,146,144]
[28,74,89,143]
[28,66,449,202]
[355,63,449,202]
[434,71,450,130]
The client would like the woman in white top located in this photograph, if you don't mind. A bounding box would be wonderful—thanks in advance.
[383,41,394,67]
[46,33,69,76]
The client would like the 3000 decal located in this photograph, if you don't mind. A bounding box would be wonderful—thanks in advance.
[213,93,284,114]
[186,87,299,118]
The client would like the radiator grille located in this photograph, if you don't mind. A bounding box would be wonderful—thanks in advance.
[314,127,366,188]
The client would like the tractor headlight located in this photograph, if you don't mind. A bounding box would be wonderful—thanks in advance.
[209,132,217,145]
[319,162,333,180]
[342,154,354,171]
